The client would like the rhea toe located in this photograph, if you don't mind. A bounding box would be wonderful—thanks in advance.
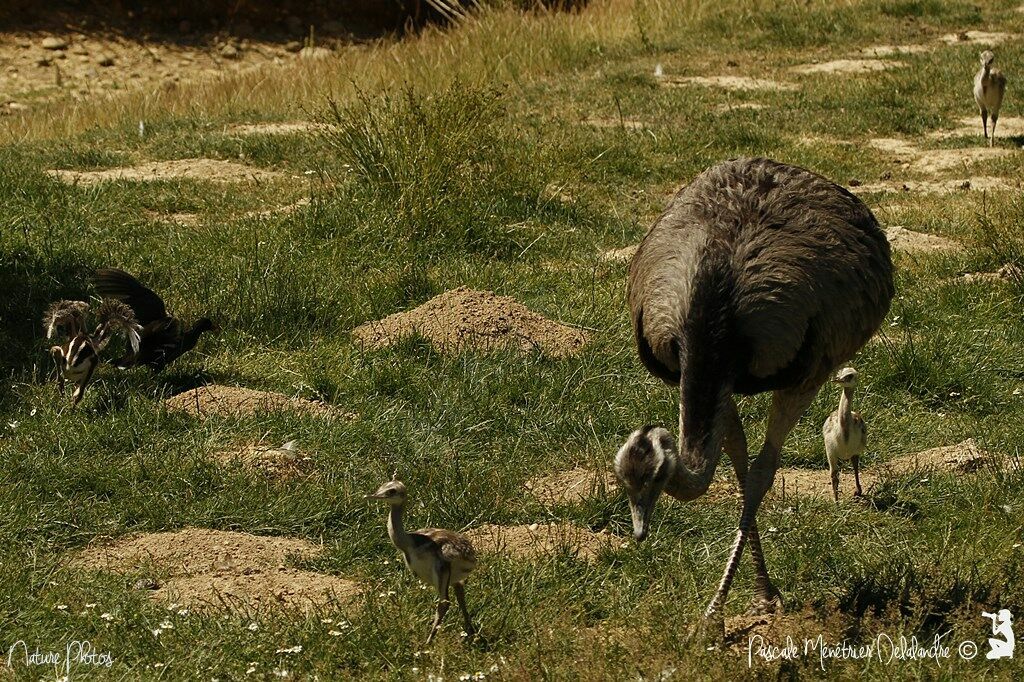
[367,480,478,644]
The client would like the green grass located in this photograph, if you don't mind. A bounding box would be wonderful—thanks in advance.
[2,0,1024,679]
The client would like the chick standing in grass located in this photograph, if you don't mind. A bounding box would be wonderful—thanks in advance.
[974,50,1007,147]
[366,480,477,644]
[822,367,866,501]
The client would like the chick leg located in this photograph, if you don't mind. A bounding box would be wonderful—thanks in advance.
[852,455,863,498]
[426,568,451,645]
[454,582,474,636]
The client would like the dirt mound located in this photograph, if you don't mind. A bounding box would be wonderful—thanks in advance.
[240,197,312,220]
[930,115,1024,139]
[869,137,1013,174]
[73,528,358,612]
[351,287,588,358]
[582,117,648,130]
[214,441,312,480]
[714,102,766,113]
[465,523,621,562]
[956,263,1022,284]
[660,75,797,92]
[526,467,619,506]
[792,59,904,74]
[854,177,1017,195]
[857,44,930,57]
[48,159,285,185]
[164,385,342,419]
[226,122,321,136]
[885,226,961,253]
[772,439,997,501]
[600,244,639,263]
[939,31,1015,46]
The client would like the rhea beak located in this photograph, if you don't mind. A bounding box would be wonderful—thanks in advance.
[628,494,655,542]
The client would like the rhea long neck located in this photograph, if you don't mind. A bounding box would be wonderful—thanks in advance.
[386,503,413,554]
[662,361,730,502]
[839,386,854,428]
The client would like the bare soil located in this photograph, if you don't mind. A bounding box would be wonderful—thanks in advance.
[226,121,322,136]
[868,137,1014,174]
[856,44,930,57]
[465,523,622,562]
[929,115,1024,140]
[351,287,589,358]
[956,263,1022,284]
[660,75,798,92]
[884,226,961,254]
[582,117,648,130]
[853,177,1018,195]
[164,384,343,419]
[938,31,1016,46]
[791,59,904,74]
[600,244,639,263]
[525,467,619,506]
[714,102,766,113]
[772,439,997,501]
[213,441,312,480]
[73,528,359,612]
[48,158,286,184]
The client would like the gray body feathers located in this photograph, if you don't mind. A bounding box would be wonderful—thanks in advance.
[628,158,894,398]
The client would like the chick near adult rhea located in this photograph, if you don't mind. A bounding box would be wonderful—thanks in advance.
[822,367,867,501]
[366,480,477,644]
[615,158,893,638]
[974,50,1007,146]
[92,268,217,371]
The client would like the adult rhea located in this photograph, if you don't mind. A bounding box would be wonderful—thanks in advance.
[614,158,893,635]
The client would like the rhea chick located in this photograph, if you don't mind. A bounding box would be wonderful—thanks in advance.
[366,480,477,644]
[822,367,866,501]
[974,50,1007,147]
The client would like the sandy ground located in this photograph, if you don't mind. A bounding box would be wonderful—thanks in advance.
[465,522,623,562]
[884,226,962,253]
[73,527,360,612]
[164,384,344,419]
[659,75,798,92]
[48,158,288,184]
[351,287,589,358]
[791,58,904,74]
[213,440,313,480]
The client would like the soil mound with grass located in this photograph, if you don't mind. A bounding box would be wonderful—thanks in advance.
[600,244,639,263]
[465,522,621,562]
[525,467,619,506]
[164,385,342,419]
[352,287,588,357]
[884,226,961,253]
[73,527,359,612]
[660,75,797,92]
[214,441,312,480]
[791,58,904,74]
[773,439,999,500]
[48,159,285,185]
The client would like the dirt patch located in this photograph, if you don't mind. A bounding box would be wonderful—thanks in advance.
[956,263,1022,284]
[73,528,358,612]
[930,115,1024,139]
[660,75,798,92]
[600,244,639,263]
[725,605,845,650]
[48,158,286,185]
[853,177,1018,195]
[791,59,904,75]
[939,31,1015,46]
[214,441,312,480]
[351,287,589,358]
[869,137,1013,174]
[164,385,343,419]
[885,226,961,253]
[714,102,767,113]
[240,197,312,220]
[226,122,321,136]
[857,44,931,58]
[526,467,619,506]
[465,523,622,562]
[771,439,998,501]
[582,117,648,130]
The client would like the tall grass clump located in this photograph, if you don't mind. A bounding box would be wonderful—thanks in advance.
[320,85,552,258]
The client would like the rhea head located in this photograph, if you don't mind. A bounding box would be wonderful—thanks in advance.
[833,367,859,388]
[365,480,407,506]
[980,50,995,68]
[614,425,677,542]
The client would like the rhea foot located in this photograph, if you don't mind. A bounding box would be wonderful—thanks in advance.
[747,583,783,616]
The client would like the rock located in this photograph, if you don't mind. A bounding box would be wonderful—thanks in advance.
[220,44,240,59]
[98,54,115,67]
[41,37,68,50]
[132,578,160,590]
[285,41,302,53]
[299,46,331,60]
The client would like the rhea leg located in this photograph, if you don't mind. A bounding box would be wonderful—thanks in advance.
[990,114,999,147]
[71,360,97,407]
[852,455,863,497]
[982,109,989,140]
[426,566,451,645]
[721,398,781,614]
[826,448,840,502]
[453,582,474,636]
[703,388,818,630]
